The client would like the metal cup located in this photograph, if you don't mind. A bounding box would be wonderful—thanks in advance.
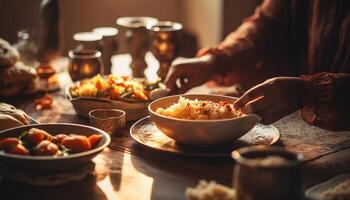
[92,27,119,75]
[147,21,183,80]
[232,146,304,200]
[116,17,158,78]
[89,109,126,135]
[68,49,103,81]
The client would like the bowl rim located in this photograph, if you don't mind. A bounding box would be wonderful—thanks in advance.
[65,85,150,105]
[148,94,261,123]
[0,123,111,160]
[89,108,126,120]
[65,79,168,105]
[231,146,304,169]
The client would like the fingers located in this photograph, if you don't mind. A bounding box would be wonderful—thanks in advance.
[165,65,195,94]
[177,79,193,94]
[234,83,270,110]
[0,113,24,130]
[165,66,183,93]
[241,96,268,114]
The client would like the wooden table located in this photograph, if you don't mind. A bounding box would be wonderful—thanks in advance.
[1,57,350,200]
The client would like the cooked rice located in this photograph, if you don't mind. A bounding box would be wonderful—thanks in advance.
[186,180,236,200]
[156,97,239,120]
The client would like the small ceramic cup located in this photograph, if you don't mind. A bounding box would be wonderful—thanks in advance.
[232,146,304,200]
[89,109,126,135]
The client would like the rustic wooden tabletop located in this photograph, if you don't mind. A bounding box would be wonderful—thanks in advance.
[0,56,349,200]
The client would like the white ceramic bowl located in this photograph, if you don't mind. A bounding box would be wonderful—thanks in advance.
[0,123,110,173]
[148,94,261,146]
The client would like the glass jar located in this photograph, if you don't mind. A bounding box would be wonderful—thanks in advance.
[68,49,103,81]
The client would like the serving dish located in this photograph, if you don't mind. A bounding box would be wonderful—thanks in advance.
[305,173,350,200]
[148,94,262,146]
[0,123,110,173]
[130,116,279,157]
[66,75,169,121]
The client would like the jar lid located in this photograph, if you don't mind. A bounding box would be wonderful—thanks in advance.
[146,21,183,32]
[73,32,102,42]
[68,49,101,59]
[93,27,118,37]
[116,17,158,28]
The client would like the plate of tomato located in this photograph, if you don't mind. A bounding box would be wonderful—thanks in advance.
[0,123,110,173]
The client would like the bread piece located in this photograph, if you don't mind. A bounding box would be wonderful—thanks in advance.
[0,113,25,131]
[0,103,30,125]
[0,62,37,85]
[0,38,19,68]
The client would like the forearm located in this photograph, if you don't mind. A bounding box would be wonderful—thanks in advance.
[300,72,350,130]
[198,0,290,72]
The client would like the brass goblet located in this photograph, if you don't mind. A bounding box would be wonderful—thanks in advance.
[116,17,158,78]
[147,21,183,80]
[68,49,103,81]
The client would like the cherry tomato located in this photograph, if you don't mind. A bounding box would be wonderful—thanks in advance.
[10,144,29,155]
[34,140,59,156]
[0,138,29,155]
[0,138,21,152]
[88,134,102,148]
[34,94,53,110]
[61,135,91,153]
[26,128,52,146]
[52,134,68,144]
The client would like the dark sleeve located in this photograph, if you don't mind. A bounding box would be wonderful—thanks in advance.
[301,72,350,131]
[197,0,290,71]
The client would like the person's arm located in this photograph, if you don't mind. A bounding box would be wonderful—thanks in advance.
[234,72,350,131]
[301,72,350,130]
[165,0,290,93]
[198,0,290,71]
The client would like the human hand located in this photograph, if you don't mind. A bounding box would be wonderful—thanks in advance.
[165,54,216,94]
[234,77,301,124]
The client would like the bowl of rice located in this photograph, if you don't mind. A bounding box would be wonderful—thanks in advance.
[148,94,261,146]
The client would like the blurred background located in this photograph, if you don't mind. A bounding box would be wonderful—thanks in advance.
[0,0,261,57]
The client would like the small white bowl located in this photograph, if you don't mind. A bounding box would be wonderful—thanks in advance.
[148,94,261,146]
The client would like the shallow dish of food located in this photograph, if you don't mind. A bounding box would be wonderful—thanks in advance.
[66,74,169,121]
[148,94,262,146]
[305,173,350,200]
[0,123,110,173]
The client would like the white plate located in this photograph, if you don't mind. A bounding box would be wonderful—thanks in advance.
[130,116,280,157]
[305,173,350,200]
